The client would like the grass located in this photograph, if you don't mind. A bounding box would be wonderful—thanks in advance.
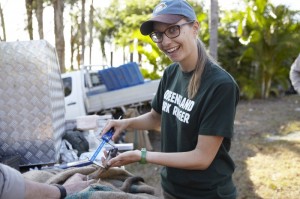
[244,140,300,199]
[280,121,300,135]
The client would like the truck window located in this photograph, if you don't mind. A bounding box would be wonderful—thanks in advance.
[85,73,103,87]
[63,77,72,97]
[91,73,101,86]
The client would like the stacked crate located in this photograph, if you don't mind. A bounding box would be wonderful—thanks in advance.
[98,62,145,91]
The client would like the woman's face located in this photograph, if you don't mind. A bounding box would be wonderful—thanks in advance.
[153,19,199,66]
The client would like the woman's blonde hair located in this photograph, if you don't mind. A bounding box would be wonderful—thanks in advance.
[187,38,217,99]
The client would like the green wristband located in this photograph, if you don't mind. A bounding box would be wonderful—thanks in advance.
[139,148,147,164]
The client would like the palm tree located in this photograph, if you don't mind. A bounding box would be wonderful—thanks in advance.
[236,0,300,98]
[24,0,45,39]
[88,0,94,65]
[36,0,44,39]
[0,3,6,41]
[209,0,218,60]
[53,0,65,73]
[80,0,86,65]
[25,0,34,40]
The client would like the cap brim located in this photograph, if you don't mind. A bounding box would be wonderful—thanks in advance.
[140,14,184,35]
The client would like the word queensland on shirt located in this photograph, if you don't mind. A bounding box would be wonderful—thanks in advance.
[162,90,195,124]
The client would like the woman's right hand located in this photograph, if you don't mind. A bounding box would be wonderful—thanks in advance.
[100,119,128,141]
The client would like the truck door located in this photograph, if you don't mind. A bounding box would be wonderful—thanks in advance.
[62,74,86,120]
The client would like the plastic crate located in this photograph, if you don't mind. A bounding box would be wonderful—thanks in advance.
[98,63,144,90]
[119,62,144,86]
[98,68,123,91]
[112,67,129,88]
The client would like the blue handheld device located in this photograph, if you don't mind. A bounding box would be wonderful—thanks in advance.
[90,128,114,162]
[41,128,115,169]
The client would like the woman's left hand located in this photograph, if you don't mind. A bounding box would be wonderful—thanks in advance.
[106,150,141,167]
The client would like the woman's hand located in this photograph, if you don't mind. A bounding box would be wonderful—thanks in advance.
[101,119,129,141]
[101,109,161,142]
[106,150,141,167]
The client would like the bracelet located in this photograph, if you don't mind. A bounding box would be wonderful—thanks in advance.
[139,148,147,164]
[53,184,67,199]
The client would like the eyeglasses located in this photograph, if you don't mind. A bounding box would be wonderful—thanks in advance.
[150,21,194,43]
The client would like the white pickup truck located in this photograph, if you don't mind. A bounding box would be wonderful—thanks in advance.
[62,63,160,120]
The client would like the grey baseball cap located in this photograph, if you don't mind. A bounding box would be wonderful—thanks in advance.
[140,0,197,35]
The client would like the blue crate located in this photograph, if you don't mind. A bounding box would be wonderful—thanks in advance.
[98,68,123,91]
[119,62,144,86]
[98,63,144,90]
[112,67,129,88]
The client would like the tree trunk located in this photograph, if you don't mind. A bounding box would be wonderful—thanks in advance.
[80,0,86,65]
[88,1,94,65]
[53,0,65,73]
[0,3,6,41]
[70,25,75,71]
[25,0,34,40]
[76,44,81,67]
[209,0,218,60]
[36,0,44,39]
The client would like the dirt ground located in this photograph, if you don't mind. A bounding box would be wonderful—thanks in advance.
[126,94,300,199]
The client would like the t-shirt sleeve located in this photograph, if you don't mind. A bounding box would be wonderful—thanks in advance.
[198,82,239,138]
[0,164,25,199]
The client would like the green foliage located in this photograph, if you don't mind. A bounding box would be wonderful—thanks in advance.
[90,0,300,99]
[20,0,300,99]
[191,1,209,44]
[220,0,300,99]
[92,0,207,79]
[140,68,161,80]
[93,0,160,76]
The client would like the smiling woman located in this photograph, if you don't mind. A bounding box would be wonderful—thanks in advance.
[99,1,240,199]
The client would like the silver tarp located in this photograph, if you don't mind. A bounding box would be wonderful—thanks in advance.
[0,40,65,166]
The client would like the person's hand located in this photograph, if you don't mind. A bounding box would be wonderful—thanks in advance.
[101,119,128,141]
[63,173,94,195]
[106,150,141,167]
[100,148,119,169]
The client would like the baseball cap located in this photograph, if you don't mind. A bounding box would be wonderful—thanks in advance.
[140,0,197,35]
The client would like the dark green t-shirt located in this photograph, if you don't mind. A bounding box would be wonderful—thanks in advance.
[152,61,239,199]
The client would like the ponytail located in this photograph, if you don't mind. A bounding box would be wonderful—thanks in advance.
[187,39,217,99]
